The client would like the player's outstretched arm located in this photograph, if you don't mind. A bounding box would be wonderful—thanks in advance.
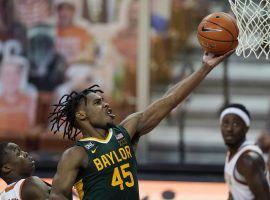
[121,50,234,138]
[49,146,87,200]
[237,151,270,200]
[21,176,50,200]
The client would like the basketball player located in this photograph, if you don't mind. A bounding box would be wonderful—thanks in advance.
[0,142,50,200]
[49,51,233,200]
[220,104,270,200]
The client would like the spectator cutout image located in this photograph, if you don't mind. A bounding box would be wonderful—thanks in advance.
[0,56,37,135]
[14,0,52,28]
[0,0,28,60]
[28,23,66,92]
[54,0,95,65]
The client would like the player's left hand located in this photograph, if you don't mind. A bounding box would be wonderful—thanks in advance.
[203,49,235,69]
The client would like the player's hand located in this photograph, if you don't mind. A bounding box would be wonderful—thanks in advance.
[203,50,235,69]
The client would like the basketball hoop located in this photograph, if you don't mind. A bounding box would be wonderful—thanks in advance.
[229,0,270,59]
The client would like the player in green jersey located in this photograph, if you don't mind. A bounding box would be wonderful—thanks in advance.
[49,51,234,200]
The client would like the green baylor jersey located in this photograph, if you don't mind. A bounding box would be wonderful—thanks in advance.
[74,125,139,200]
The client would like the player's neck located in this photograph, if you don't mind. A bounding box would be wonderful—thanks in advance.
[81,126,109,140]
[228,139,246,157]
[5,175,28,185]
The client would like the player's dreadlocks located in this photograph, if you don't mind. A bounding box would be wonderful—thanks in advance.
[49,85,103,141]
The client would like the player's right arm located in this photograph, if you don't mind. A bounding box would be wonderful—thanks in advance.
[237,151,270,200]
[49,146,88,200]
[121,51,234,139]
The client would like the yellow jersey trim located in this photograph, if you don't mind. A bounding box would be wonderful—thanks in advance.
[74,179,84,200]
[79,129,113,143]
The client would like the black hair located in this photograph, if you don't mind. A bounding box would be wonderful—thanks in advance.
[220,103,251,119]
[49,85,103,140]
[0,142,9,177]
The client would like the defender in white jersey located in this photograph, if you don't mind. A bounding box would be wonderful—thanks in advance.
[0,178,26,200]
[0,142,50,200]
[220,104,270,200]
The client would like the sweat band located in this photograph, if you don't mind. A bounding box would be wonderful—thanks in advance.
[220,107,250,127]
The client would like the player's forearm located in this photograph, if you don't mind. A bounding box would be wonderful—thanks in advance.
[165,63,212,107]
[135,64,213,135]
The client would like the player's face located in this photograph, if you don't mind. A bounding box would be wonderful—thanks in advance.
[57,3,75,26]
[4,143,35,177]
[83,93,115,129]
[220,114,248,148]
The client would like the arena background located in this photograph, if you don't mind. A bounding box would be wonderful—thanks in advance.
[0,0,269,199]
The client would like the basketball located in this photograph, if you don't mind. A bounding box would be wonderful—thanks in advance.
[197,12,239,55]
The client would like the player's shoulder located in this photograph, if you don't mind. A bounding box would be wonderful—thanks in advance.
[237,150,265,173]
[21,176,50,200]
[23,176,49,188]
[60,146,88,168]
[113,124,133,142]
[239,150,264,164]
[120,112,143,137]
[62,146,87,160]
[24,175,48,183]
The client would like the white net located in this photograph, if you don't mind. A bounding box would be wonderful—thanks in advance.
[229,0,270,59]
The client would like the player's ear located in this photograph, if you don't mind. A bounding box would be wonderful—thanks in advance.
[2,163,12,175]
[75,110,87,121]
[244,125,249,133]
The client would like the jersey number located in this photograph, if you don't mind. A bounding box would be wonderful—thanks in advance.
[111,163,134,190]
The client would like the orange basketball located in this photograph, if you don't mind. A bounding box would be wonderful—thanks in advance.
[197,12,239,55]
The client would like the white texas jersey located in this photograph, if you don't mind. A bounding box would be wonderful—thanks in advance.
[0,179,25,200]
[224,141,269,200]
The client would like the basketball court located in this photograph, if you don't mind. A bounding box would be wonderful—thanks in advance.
[0,178,228,200]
